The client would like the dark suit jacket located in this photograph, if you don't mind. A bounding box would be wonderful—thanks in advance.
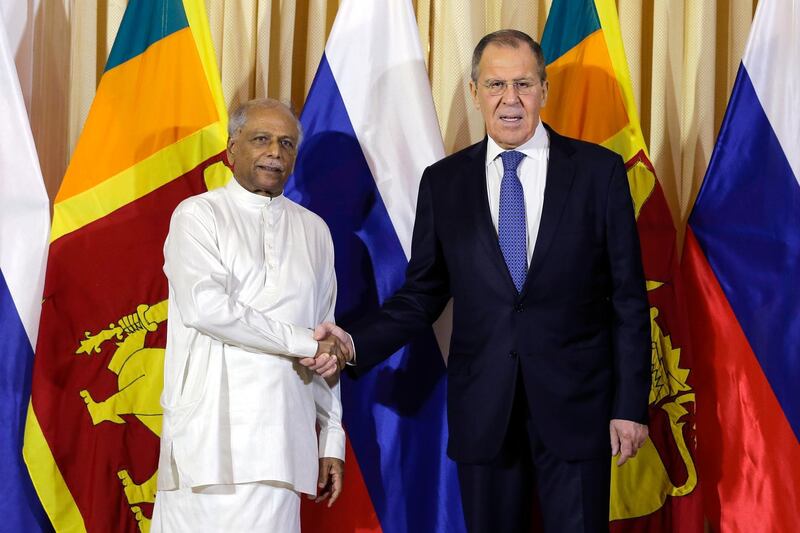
[350,124,650,463]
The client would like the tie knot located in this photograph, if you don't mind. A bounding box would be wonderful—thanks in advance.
[500,150,525,173]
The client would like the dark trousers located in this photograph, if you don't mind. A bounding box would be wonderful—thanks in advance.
[456,373,611,533]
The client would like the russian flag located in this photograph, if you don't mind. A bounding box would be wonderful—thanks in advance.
[289,1,465,531]
[0,14,51,533]
[682,0,800,530]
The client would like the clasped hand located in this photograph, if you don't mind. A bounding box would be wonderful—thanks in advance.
[299,322,354,378]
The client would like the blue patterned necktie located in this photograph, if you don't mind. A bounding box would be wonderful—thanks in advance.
[498,150,527,292]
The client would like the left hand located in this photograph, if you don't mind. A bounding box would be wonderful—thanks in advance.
[313,457,344,507]
[610,418,649,466]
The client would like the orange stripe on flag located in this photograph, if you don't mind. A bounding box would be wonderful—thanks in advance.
[542,30,629,144]
[56,27,218,203]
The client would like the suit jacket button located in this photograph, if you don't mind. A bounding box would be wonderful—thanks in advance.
[514,304,523,312]
[509,350,517,358]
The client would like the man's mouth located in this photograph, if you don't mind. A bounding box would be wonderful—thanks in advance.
[257,162,284,173]
[499,114,523,124]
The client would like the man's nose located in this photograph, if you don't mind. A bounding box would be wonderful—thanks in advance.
[500,83,521,103]
[265,139,281,157]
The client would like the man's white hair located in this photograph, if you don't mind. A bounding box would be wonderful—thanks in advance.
[227,98,304,146]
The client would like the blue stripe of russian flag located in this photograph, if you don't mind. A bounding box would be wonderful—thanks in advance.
[0,272,50,531]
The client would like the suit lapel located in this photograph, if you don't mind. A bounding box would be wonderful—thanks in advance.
[463,139,520,293]
[522,126,575,294]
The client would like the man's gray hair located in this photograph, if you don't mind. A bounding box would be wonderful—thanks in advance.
[227,98,304,146]
[471,29,547,83]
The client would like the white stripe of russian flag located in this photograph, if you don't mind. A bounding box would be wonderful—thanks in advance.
[324,0,444,260]
[742,0,799,185]
[0,20,49,347]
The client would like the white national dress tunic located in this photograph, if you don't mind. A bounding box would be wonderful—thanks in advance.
[157,177,345,497]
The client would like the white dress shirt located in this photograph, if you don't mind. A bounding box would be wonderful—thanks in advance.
[485,120,550,265]
[157,177,345,496]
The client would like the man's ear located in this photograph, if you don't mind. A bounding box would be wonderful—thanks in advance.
[540,79,549,108]
[469,80,481,110]
[226,137,236,166]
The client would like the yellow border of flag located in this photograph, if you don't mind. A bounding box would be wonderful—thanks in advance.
[594,0,650,161]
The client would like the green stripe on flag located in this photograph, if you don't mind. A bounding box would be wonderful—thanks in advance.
[105,0,189,72]
[541,0,601,65]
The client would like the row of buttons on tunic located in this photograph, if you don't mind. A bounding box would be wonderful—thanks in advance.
[262,205,278,274]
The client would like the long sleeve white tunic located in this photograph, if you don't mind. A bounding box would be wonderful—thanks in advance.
[156,178,345,496]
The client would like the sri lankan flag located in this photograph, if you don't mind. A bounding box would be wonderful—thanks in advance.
[541,1,703,530]
[22,1,229,531]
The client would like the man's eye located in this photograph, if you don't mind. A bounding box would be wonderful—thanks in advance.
[281,139,295,149]
[488,81,505,90]
[253,136,267,143]
[516,81,533,90]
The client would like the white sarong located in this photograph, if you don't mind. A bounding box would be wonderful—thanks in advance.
[151,481,300,533]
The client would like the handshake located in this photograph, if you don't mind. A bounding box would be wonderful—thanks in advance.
[300,322,353,378]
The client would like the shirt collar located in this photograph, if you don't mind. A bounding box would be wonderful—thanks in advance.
[226,176,286,209]
[485,120,549,168]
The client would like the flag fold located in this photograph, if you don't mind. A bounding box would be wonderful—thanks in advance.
[291,1,465,532]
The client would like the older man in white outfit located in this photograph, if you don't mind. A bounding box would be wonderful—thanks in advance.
[151,99,348,532]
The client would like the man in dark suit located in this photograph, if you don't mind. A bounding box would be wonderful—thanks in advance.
[304,29,650,533]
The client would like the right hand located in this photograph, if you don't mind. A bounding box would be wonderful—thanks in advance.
[300,322,354,377]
